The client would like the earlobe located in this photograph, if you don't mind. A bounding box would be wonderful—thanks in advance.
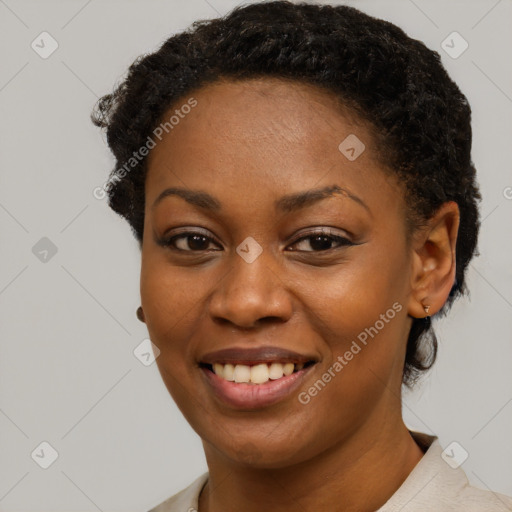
[136,306,146,323]
[407,201,460,319]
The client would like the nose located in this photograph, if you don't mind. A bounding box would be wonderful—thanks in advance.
[208,247,293,330]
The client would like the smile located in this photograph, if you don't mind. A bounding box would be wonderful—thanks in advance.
[200,361,316,384]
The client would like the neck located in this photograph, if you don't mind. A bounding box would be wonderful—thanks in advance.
[198,412,425,512]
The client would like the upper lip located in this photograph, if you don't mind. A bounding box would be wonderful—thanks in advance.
[199,345,318,365]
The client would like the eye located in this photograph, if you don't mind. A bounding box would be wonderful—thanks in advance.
[157,228,354,253]
[157,230,222,252]
[287,229,354,252]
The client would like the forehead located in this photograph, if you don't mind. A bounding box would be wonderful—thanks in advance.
[144,77,401,212]
[149,77,365,153]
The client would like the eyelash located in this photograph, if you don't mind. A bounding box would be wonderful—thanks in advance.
[157,228,354,254]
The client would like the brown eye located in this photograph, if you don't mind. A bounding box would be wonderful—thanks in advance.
[157,231,222,252]
[287,230,353,252]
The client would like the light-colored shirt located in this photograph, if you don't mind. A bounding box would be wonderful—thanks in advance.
[147,431,512,511]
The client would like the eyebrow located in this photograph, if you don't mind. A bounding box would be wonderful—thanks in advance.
[151,184,369,214]
[276,184,369,214]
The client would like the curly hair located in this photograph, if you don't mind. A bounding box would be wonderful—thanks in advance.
[91,0,480,388]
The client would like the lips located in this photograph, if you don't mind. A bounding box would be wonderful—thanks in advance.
[199,345,318,366]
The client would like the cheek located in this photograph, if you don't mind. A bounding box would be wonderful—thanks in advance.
[298,239,410,382]
[303,277,406,392]
[141,249,207,321]
[300,238,408,333]
[290,274,408,454]
[140,256,209,375]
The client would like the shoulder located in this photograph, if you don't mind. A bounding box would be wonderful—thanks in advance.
[411,473,512,511]
[146,472,208,512]
[378,431,512,511]
[455,484,512,511]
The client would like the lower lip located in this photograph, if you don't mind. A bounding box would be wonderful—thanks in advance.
[200,365,316,410]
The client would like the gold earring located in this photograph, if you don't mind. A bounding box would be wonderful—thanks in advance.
[423,304,430,315]
[136,306,145,322]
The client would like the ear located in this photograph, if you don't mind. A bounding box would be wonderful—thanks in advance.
[408,201,460,318]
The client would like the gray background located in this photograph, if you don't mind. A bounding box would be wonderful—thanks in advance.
[1,0,511,510]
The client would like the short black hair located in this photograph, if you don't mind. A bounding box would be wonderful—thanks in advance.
[91,0,481,388]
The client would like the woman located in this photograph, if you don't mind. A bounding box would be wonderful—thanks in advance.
[91,1,512,510]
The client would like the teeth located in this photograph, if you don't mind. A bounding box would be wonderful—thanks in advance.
[250,363,269,384]
[223,363,235,381]
[233,364,251,383]
[283,363,295,375]
[268,363,284,380]
[213,363,224,378]
[210,362,309,384]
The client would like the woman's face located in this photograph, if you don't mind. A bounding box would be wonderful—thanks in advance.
[141,78,415,468]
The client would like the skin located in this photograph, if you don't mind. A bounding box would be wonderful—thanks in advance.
[138,78,459,512]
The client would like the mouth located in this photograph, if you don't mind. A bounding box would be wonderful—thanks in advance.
[198,346,319,409]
